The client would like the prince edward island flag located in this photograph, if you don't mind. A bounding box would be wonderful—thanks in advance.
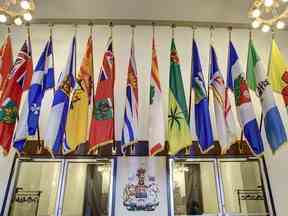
[168,38,192,155]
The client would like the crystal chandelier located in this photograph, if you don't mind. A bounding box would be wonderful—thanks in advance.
[249,0,288,32]
[0,0,35,25]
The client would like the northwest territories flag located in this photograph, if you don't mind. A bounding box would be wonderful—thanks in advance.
[246,39,287,152]
[191,40,214,152]
[227,41,264,155]
[45,37,76,154]
[209,45,237,153]
[121,35,138,148]
[14,39,54,152]
[149,38,165,155]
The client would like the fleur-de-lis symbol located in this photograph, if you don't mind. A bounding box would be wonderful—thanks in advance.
[30,103,40,115]
[168,106,183,130]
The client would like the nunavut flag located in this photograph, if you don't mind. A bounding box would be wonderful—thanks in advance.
[66,36,93,152]
[89,36,115,152]
[268,39,288,112]
[0,41,32,154]
[168,38,192,155]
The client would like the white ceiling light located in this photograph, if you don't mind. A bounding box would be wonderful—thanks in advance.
[23,12,32,21]
[0,14,7,23]
[262,24,271,32]
[20,0,31,10]
[252,20,261,28]
[14,17,23,26]
[252,8,261,18]
[264,0,274,7]
[276,20,286,29]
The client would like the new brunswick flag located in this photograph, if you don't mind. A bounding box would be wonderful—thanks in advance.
[268,39,288,112]
[66,36,93,152]
[168,38,192,155]
[89,37,115,151]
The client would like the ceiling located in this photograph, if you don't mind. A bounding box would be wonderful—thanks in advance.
[34,0,252,24]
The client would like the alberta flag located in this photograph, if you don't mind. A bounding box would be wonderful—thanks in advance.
[45,37,76,154]
[209,45,237,153]
[14,39,55,152]
[246,39,287,152]
[191,40,214,152]
[121,35,138,148]
[168,38,192,155]
[227,41,264,155]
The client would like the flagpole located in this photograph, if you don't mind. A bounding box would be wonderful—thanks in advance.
[49,24,56,94]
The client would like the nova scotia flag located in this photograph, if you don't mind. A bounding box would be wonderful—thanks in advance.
[14,39,55,152]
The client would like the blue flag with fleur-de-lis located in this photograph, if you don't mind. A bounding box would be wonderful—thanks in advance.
[14,38,55,152]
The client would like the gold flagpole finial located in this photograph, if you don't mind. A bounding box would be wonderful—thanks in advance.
[171,24,176,38]
[152,22,156,40]
[88,22,93,37]
[249,29,253,41]
[48,23,54,39]
[272,29,275,40]
[228,26,232,41]
[209,25,215,45]
[109,22,113,38]
[73,24,78,37]
[192,26,197,40]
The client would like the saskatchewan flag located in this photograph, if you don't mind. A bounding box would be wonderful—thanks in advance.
[168,38,192,155]
[268,39,288,112]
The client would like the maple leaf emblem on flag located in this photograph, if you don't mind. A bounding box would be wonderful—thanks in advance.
[168,106,184,130]
[0,98,17,124]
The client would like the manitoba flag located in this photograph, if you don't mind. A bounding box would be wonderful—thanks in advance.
[89,36,115,151]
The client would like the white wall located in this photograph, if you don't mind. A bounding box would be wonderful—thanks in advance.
[0,25,288,215]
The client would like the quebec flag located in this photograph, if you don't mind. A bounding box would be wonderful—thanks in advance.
[45,37,76,154]
[14,39,55,152]
[227,41,264,155]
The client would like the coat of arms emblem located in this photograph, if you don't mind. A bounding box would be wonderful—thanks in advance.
[122,167,160,211]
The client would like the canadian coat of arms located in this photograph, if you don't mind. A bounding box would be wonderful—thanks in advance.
[123,167,160,211]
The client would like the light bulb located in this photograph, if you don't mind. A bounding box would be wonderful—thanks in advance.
[264,0,274,7]
[23,12,32,21]
[0,14,7,23]
[262,24,271,32]
[276,20,285,29]
[14,17,23,26]
[20,0,30,10]
[252,20,261,28]
[252,8,261,18]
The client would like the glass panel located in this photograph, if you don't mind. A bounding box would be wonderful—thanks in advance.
[220,160,268,215]
[173,161,219,215]
[62,162,112,216]
[9,161,61,216]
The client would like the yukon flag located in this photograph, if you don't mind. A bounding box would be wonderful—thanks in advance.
[89,36,115,151]
[0,35,13,94]
[0,41,32,154]
[247,39,287,152]
[268,39,288,112]
[227,41,264,155]
[191,40,214,152]
[45,37,76,154]
[14,39,55,152]
[209,45,237,153]
[66,36,93,152]
[149,38,165,156]
[121,35,139,148]
[168,38,192,155]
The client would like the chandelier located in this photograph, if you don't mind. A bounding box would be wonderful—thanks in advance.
[0,0,35,25]
[249,0,288,32]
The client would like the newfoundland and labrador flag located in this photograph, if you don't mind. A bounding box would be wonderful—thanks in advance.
[191,40,213,153]
[168,38,192,155]
[227,41,264,155]
[89,36,115,151]
[149,38,165,156]
[13,39,55,152]
[66,36,93,153]
[121,36,138,148]
[209,45,237,153]
[45,37,76,154]
[268,39,288,113]
[246,39,287,152]
[0,41,32,154]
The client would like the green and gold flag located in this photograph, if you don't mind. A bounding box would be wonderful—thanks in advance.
[168,38,192,155]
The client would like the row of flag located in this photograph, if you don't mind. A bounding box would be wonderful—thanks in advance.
[0,30,287,156]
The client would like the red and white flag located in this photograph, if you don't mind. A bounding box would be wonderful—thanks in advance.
[149,38,165,155]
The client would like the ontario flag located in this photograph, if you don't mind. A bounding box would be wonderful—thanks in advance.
[227,41,264,155]
[0,41,32,154]
[89,36,115,152]
[0,35,13,95]
[148,38,165,156]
